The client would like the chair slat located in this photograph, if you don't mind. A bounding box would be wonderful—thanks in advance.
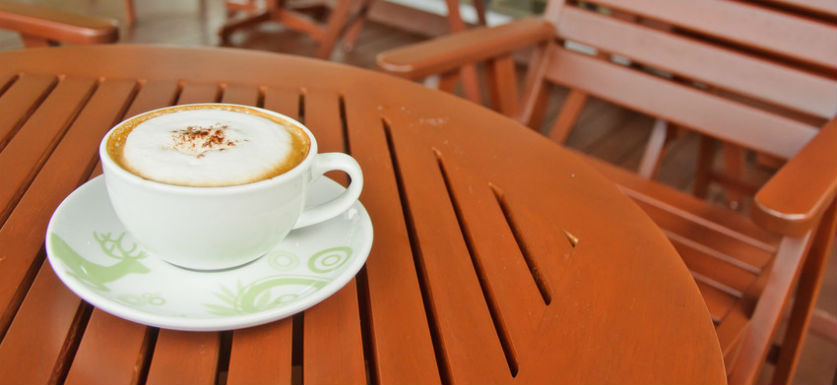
[557,6,837,118]
[545,48,818,159]
[696,281,737,323]
[756,0,837,17]
[672,238,760,295]
[591,0,837,70]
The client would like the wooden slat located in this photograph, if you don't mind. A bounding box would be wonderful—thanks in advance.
[0,79,137,340]
[225,86,298,385]
[303,281,366,385]
[592,0,837,70]
[64,79,181,385]
[222,83,259,105]
[144,82,222,385]
[547,88,587,143]
[341,95,440,384]
[145,330,219,385]
[387,116,512,383]
[0,77,96,226]
[0,73,16,96]
[545,48,818,160]
[730,235,811,385]
[0,263,85,385]
[715,306,749,373]
[0,73,56,151]
[438,154,547,368]
[263,87,300,120]
[557,6,837,118]
[177,82,219,104]
[637,199,776,272]
[301,88,366,385]
[582,151,780,251]
[757,0,837,17]
[696,281,737,323]
[64,308,150,385]
[672,238,760,295]
[485,55,519,117]
[228,321,294,385]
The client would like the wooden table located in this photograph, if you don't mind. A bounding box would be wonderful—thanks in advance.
[0,45,726,384]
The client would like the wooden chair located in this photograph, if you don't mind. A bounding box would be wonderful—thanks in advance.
[0,1,118,47]
[376,1,837,384]
[218,0,375,59]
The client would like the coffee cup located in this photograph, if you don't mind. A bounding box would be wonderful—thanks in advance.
[99,103,363,270]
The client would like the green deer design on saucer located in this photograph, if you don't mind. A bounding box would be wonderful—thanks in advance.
[49,232,150,292]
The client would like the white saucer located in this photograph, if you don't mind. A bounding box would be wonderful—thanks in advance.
[45,176,373,331]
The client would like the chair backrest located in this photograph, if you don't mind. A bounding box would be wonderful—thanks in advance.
[537,0,837,161]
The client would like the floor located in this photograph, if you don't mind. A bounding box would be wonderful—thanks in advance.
[1,0,834,384]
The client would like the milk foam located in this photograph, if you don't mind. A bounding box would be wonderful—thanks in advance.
[121,109,301,186]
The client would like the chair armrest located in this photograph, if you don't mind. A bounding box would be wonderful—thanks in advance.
[752,118,837,236]
[0,1,118,45]
[376,17,554,80]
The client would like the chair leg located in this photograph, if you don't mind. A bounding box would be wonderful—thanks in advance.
[437,71,460,94]
[340,0,375,52]
[485,55,519,117]
[771,199,837,384]
[722,143,746,209]
[519,42,553,129]
[548,89,587,144]
[443,0,483,104]
[218,11,271,43]
[315,0,358,59]
[473,0,488,25]
[693,135,715,198]
[637,119,669,179]
[124,0,136,25]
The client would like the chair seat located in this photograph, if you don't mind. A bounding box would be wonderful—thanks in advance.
[576,150,784,374]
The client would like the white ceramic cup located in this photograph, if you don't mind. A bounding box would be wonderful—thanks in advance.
[99,104,363,270]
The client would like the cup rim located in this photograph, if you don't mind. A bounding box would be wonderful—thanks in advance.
[99,103,319,194]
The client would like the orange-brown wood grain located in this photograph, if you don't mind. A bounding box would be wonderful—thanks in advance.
[0,73,57,153]
[0,76,95,225]
[341,94,440,384]
[0,46,729,385]
[0,79,136,340]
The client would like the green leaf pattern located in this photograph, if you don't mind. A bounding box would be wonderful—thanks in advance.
[50,230,353,318]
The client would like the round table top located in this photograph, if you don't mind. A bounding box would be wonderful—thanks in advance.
[0,45,725,385]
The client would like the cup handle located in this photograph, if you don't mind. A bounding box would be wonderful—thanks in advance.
[293,153,364,229]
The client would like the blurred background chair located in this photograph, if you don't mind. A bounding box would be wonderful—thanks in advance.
[377,1,837,384]
[0,0,117,47]
[218,0,375,59]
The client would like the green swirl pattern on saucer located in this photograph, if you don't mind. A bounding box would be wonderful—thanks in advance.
[45,176,373,331]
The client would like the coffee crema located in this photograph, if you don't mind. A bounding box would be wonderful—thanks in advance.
[107,104,310,187]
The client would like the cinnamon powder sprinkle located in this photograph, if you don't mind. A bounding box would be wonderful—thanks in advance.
[170,123,242,156]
